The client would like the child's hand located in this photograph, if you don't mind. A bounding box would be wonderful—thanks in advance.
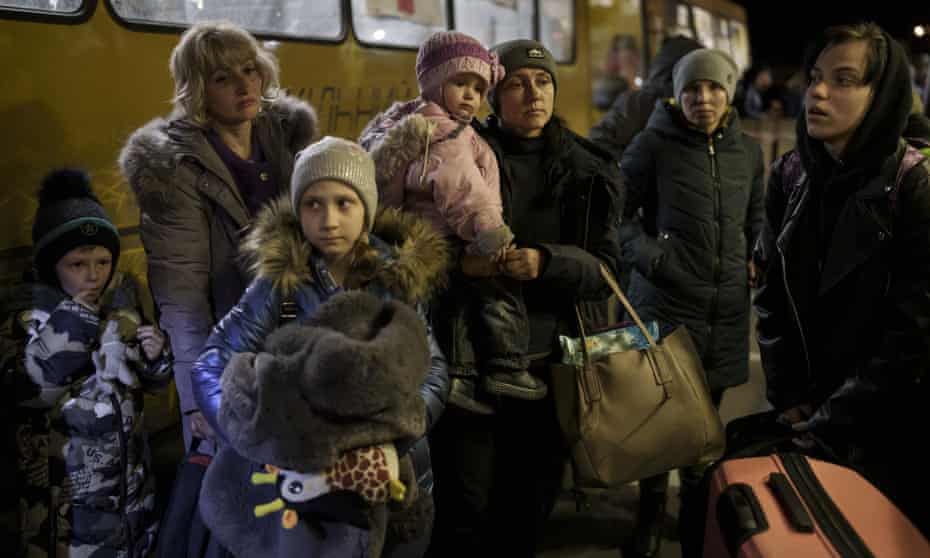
[188,410,215,441]
[502,248,546,280]
[491,244,513,264]
[73,290,101,312]
[137,325,166,361]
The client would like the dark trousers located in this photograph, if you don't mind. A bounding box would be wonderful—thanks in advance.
[641,387,726,558]
[432,263,530,376]
[851,391,930,539]
[427,366,566,557]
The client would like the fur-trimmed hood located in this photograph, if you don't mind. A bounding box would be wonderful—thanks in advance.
[118,94,317,196]
[240,194,449,304]
[358,99,470,194]
[359,99,435,194]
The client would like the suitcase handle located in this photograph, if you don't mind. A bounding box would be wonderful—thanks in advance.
[718,483,770,556]
[766,473,815,533]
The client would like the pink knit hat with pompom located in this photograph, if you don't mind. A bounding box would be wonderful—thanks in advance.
[416,31,504,102]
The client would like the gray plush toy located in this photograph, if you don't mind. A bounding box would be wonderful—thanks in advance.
[200,291,432,558]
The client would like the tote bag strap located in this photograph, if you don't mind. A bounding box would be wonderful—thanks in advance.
[598,263,657,348]
[569,265,671,403]
[572,303,591,362]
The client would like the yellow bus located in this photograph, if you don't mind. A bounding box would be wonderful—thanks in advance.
[0,0,751,428]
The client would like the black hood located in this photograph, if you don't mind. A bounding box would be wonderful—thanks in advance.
[646,36,704,96]
[797,30,912,182]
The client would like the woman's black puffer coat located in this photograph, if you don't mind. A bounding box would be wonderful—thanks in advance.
[619,101,765,391]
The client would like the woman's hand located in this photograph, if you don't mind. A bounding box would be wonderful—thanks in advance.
[777,403,814,426]
[137,325,166,361]
[501,248,545,280]
[748,260,759,288]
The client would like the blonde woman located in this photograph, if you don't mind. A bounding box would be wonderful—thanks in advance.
[119,21,317,449]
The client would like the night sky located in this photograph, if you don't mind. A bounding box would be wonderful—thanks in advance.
[733,2,930,71]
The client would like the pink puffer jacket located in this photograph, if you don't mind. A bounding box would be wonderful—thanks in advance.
[360,99,512,255]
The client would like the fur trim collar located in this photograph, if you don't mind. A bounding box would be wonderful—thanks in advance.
[241,195,449,304]
[118,95,317,196]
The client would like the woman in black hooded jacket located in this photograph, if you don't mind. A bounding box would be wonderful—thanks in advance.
[754,23,930,536]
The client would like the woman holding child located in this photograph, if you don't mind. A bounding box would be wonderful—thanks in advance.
[426,39,625,557]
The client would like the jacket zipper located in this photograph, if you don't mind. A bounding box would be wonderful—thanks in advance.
[776,187,813,381]
[583,181,593,249]
[49,485,59,553]
[708,136,721,333]
[110,393,136,557]
[781,454,874,558]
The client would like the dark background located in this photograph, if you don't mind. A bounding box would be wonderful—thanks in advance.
[733,2,930,70]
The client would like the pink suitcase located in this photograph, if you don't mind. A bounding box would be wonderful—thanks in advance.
[702,453,930,557]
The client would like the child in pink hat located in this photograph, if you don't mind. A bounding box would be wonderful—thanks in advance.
[360,31,546,413]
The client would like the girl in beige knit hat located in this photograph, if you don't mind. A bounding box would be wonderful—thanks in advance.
[191,136,452,557]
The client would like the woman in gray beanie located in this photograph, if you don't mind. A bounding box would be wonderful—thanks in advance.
[192,137,450,557]
[617,47,764,557]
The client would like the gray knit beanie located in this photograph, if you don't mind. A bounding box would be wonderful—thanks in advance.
[488,39,558,112]
[672,48,739,103]
[290,136,378,231]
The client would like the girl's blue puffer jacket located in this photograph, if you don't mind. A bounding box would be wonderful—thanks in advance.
[192,197,451,494]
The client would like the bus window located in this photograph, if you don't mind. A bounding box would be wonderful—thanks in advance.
[109,0,343,40]
[730,19,750,72]
[452,0,533,48]
[352,0,448,48]
[692,5,714,49]
[1,0,81,13]
[715,16,732,62]
[673,4,693,38]
[539,0,574,62]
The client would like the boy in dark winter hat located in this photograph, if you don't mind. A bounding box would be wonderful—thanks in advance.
[31,169,121,290]
[6,169,172,557]
[192,137,450,557]
[360,30,547,413]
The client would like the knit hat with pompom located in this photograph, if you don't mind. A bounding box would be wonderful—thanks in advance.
[32,169,120,286]
[416,31,504,103]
